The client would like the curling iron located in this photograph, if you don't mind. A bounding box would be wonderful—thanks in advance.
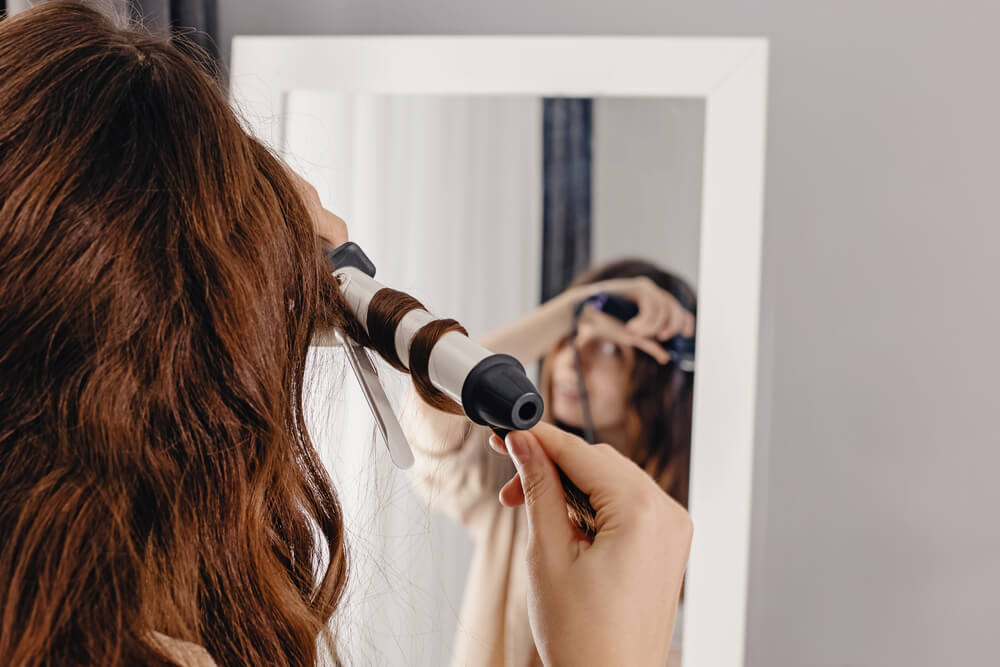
[323,242,544,469]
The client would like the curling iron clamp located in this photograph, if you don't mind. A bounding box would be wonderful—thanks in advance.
[322,242,544,470]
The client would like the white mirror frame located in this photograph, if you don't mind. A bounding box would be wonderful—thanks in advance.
[231,36,769,667]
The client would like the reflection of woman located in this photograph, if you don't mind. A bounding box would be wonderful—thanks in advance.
[405,260,697,666]
[0,4,691,666]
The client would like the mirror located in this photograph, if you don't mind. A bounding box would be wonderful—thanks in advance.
[289,94,703,665]
[232,36,768,667]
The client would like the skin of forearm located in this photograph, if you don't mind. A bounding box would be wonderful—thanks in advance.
[478,283,600,365]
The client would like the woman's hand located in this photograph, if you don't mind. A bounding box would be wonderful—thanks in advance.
[479,275,694,368]
[489,423,693,667]
[582,275,695,343]
[578,307,673,365]
[283,165,348,248]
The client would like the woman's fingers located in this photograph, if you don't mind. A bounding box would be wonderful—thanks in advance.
[626,294,666,339]
[662,311,695,341]
[622,278,663,337]
[488,433,507,455]
[682,312,696,338]
[632,335,671,364]
[654,303,682,341]
[505,431,576,551]
[499,472,525,507]
[524,423,624,497]
[657,312,696,346]
[615,277,695,343]
[656,311,678,341]
[517,423,667,540]
[653,295,688,341]
[584,311,670,364]
[501,424,688,578]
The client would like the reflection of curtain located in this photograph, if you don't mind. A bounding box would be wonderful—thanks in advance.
[541,98,593,301]
[283,94,542,667]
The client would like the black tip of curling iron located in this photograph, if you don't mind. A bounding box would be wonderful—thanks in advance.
[462,354,543,433]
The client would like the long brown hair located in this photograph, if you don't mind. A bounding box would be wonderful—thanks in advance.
[0,3,352,664]
[540,259,696,508]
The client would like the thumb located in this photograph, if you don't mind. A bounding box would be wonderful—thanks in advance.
[505,430,575,552]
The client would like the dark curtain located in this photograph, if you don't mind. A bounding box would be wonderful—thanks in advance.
[541,98,593,302]
[131,0,218,63]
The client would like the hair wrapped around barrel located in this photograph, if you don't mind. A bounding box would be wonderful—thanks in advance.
[336,279,599,538]
[346,287,469,416]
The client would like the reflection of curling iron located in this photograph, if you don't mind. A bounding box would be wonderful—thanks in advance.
[324,242,544,469]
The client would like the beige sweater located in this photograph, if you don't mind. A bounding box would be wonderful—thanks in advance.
[403,400,540,667]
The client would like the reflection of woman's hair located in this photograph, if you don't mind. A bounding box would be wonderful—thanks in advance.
[0,4,353,664]
[540,259,696,508]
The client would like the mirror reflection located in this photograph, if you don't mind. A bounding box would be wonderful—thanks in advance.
[292,95,704,666]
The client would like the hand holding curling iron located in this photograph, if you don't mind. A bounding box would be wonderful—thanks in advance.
[492,423,692,667]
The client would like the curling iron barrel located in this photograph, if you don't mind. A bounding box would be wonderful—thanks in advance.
[328,243,543,432]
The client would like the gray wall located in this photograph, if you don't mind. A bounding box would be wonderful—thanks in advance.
[220,2,1000,665]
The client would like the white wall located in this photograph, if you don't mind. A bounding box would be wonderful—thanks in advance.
[592,97,704,286]
[222,2,1000,666]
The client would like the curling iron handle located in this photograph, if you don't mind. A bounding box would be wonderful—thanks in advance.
[490,425,597,538]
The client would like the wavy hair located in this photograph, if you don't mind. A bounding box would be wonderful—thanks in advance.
[0,3,351,664]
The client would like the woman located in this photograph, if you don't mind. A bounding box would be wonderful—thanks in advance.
[532,261,696,506]
[404,261,696,666]
[0,4,692,666]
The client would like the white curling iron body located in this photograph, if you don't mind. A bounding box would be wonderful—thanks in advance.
[322,242,544,469]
